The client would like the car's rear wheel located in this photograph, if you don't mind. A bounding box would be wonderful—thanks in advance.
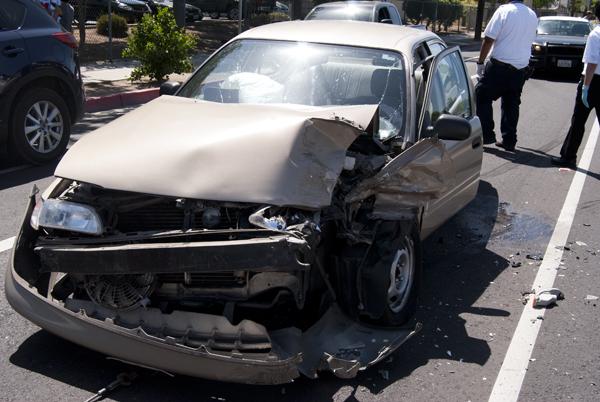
[10,88,71,165]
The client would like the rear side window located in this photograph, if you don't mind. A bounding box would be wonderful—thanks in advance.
[377,6,391,22]
[0,0,26,31]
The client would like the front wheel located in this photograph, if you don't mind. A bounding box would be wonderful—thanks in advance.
[228,8,239,20]
[336,220,421,326]
[10,88,71,165]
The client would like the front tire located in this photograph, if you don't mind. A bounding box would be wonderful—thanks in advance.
[336,220,421,326]
[228,8,239,20]
[10,88,71,165]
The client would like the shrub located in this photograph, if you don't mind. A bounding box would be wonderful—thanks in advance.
[122,8,197,82]
[247,12,290,27]
[96,14,129,38]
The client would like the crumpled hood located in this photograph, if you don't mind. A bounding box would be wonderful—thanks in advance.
[55,96,378,208]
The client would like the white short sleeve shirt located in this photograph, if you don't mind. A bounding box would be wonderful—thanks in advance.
[484,2,538,69]
[582,26,600,75]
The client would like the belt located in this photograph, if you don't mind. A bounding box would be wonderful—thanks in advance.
[490,58,525,71]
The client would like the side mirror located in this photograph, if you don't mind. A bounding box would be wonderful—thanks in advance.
[159,81,182,96]
[434,114,471,141]
[380,19,393,24]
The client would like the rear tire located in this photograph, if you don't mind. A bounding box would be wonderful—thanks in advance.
[10,88,71,165]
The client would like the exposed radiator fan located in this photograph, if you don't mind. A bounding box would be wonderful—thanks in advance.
[84,273,156,311]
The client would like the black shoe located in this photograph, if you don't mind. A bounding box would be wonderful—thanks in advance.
[550,156,576,168]
[495,141,516,152]
[483,136,496,145]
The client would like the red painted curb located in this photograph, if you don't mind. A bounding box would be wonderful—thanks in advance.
[85,88,160,113]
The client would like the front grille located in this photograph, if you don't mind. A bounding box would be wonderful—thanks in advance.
[115,201,242,233]
[159,272,246,288]
[547,45,585,56]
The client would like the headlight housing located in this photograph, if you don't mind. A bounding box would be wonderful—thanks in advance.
[532,44,544,54]
[31,199,103,235]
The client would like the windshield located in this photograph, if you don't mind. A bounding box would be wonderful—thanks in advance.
[305,5,373,21]
[179,39,407,140]
[537,20,591,36]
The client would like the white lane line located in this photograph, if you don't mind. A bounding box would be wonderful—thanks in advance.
[488,120,600,402]
[0,236,16,253]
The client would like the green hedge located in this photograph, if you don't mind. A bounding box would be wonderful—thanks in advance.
[96,14,129,38]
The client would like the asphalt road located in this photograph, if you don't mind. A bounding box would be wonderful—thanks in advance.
[1,55,599,402]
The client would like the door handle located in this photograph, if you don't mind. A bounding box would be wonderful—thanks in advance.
[2,47,25,57]
[472,137,482,149]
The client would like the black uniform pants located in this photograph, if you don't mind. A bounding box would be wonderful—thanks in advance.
[475,59,527,146]
[560,76,600,161]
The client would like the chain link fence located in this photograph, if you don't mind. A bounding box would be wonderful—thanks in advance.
[400,0,501,33]
[70,0,142,62]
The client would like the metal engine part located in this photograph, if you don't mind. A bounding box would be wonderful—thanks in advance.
[84,273,156,311]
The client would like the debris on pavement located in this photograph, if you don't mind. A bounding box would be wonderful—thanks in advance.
[575,241,588,247]
[533,288,565,308]
[521,290,535,305]
[585,295,598,306]
[511,261,522,268]
[526,253,544,261]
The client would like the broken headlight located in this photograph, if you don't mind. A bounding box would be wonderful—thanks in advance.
[31,199,103,235]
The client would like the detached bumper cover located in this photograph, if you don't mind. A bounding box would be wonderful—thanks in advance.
[5,192,420,384]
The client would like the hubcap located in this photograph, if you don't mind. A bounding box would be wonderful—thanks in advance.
[24,100,63,154]
[387,236,415,313]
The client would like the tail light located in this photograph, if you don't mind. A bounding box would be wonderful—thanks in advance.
[52,32,78,49]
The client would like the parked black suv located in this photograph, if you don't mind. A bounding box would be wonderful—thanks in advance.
[0,0,84,165]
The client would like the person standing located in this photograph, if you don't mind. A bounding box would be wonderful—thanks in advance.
[475,0,538,152]
[551,5,600,168]
[60,0,74,32]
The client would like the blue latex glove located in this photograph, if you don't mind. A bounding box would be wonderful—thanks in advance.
[582,85,590,108]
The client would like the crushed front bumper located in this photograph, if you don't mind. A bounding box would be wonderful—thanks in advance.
[5,192,420,384]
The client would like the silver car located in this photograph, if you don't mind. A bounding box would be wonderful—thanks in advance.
[6,21,482,384]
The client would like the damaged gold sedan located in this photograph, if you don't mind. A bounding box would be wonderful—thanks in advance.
[5,21,483,384]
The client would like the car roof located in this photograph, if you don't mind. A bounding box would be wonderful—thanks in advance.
[312,1,392,7]
[539,16,589,22]
[235,20,440,57]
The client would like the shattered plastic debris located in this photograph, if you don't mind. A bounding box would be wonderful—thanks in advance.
[575,241,588,247]
[533,288,564,308]
[585,295,599,305]
[521,290,534,305]
[526,253,544,261]
[511,261,522,268]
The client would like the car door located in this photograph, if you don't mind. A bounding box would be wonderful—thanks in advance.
[0,0,29,93]
[418,47,483,237]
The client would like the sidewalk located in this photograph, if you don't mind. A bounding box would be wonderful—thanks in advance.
[82,53,208,112]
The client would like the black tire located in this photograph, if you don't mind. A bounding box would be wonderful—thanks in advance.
[336,220,422,327]
[10,88,71,165]
[209,11,219,19]
[228,8,239,20]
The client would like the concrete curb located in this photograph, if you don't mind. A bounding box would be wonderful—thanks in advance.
[85,88,160,113]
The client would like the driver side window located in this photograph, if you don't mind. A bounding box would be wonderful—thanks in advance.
[421,50,471,137]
